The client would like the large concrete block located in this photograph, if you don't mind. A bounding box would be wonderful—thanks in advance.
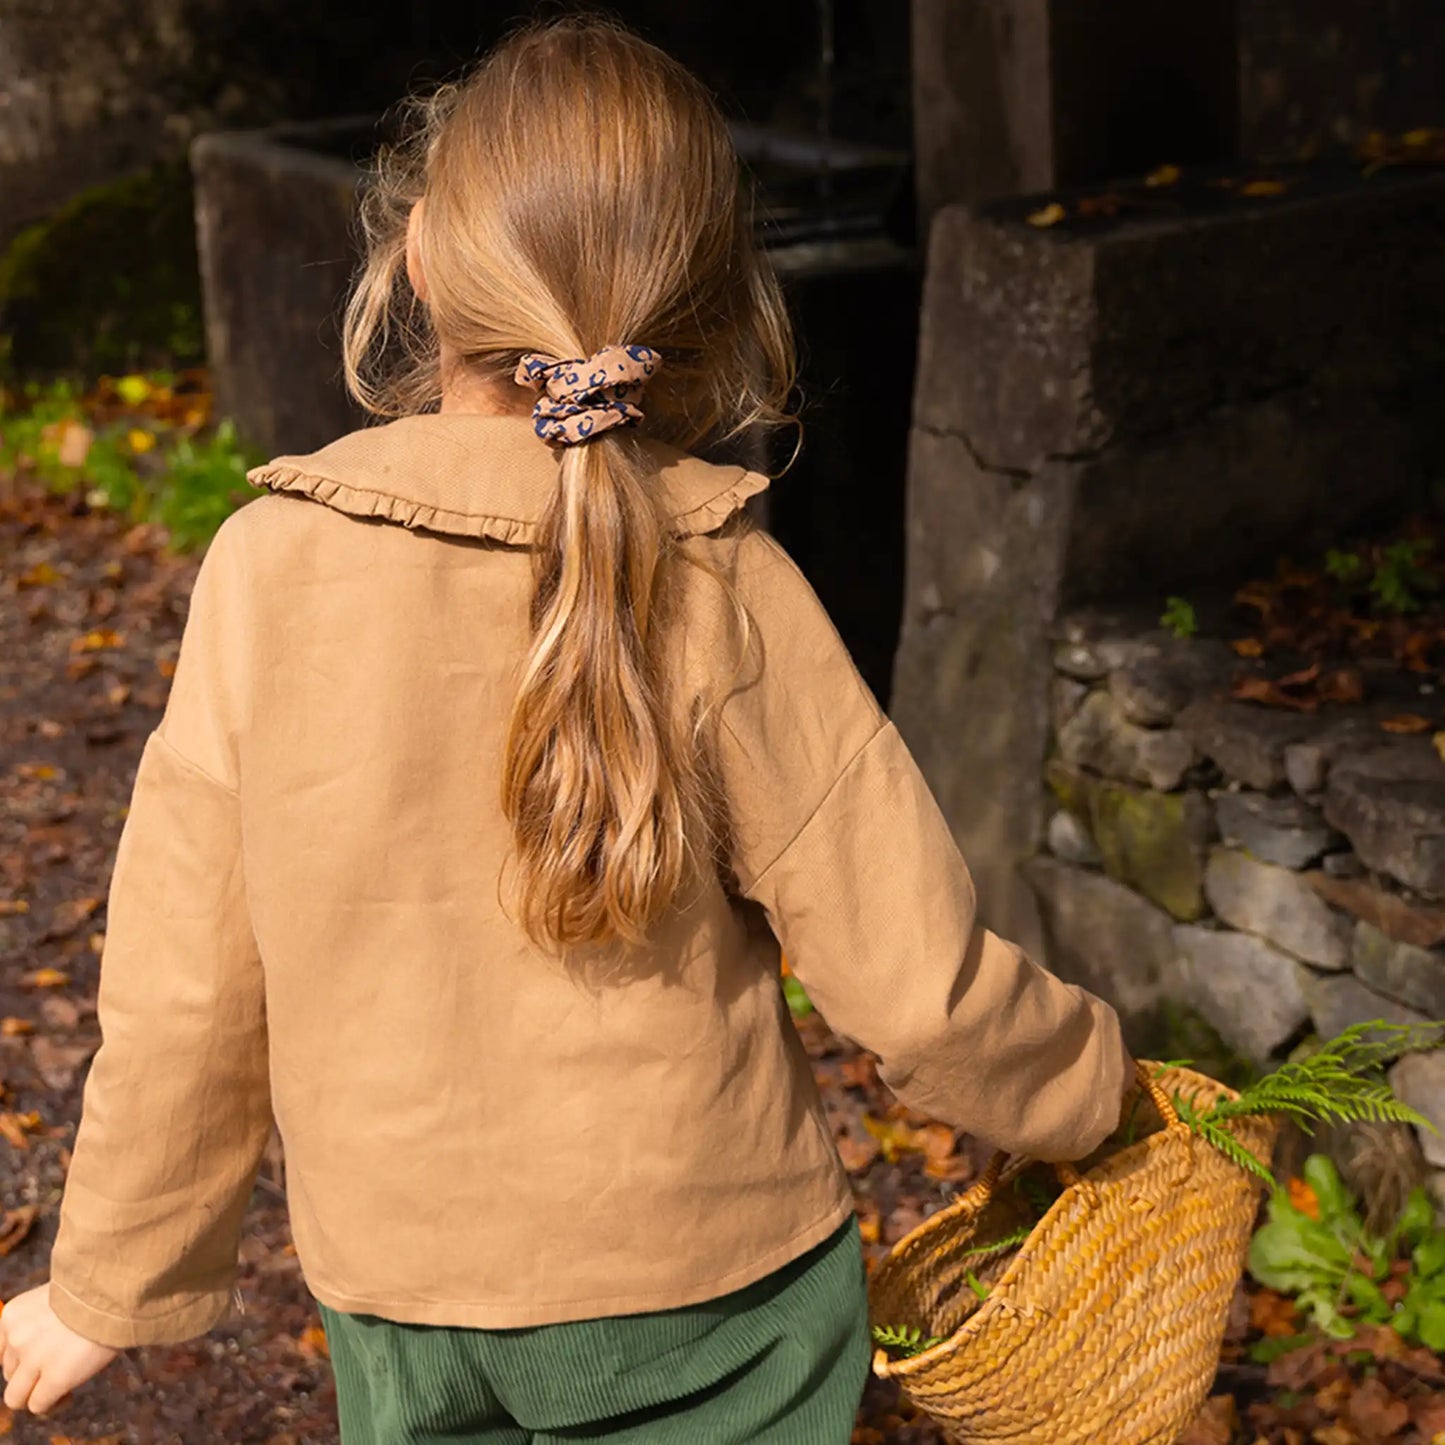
[911,170,1445,599]
[191,121,370,460]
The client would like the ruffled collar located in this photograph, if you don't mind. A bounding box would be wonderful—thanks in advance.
[245,412,770,546]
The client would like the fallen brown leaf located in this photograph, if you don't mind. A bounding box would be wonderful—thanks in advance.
[0,1112,42,1150]
[1177,1395,1238,1445]
[1026,202,1066,228]
[1250,1286,1301,1337]
[21,967,71,989]
[1380,714,1431,734]
[1076,191,1125,217]
[68,629,124,654]
[1343,1374,1410,1437]
[0,1205,38,1257]
[1316,667,1365,704]
[854,1204,881,1244]
[835,1128,881,1174]
[295,1325,329,1360]
[43,895,101,941]
[1230,675,1319,712]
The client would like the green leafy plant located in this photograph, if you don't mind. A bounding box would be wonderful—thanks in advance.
[1324,547,1367,585]
[781,974,813,1019]
[0,376,263,550]
[1370,538,1437,614]
[1161,596,1197,638]
[1322,537,1439,615]
[1247,1153,1445,1351]
[153,419,260,551]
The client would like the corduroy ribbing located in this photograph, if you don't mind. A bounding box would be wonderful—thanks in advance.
[317,1214,870,1444]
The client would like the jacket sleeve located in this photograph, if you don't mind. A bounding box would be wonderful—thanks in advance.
[48,508,273,1349]
[718,528,1132,1164]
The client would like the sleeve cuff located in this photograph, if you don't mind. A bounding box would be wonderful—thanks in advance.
[48,1278,234,1350]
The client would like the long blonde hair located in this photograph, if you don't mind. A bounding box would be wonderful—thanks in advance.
[341,16,797,957]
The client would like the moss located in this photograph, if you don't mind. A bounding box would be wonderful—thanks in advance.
[1151,996,1262,1095]
[1046,757,1089,816]
[1046,761,1209,922]
[1089,781,1208,923]
[0,159,203,378]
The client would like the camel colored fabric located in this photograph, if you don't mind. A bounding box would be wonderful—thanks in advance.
[47,412,1132,1350]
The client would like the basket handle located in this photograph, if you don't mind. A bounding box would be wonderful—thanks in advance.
[963,1058,1184,1208]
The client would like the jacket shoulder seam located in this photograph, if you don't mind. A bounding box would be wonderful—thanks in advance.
[149,728,239,798]
[743,717,892,898]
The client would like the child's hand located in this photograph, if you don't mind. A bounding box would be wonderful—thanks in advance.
[0,1284,120,1415]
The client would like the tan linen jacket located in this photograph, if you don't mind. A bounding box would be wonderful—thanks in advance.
[47,411,1132,1350]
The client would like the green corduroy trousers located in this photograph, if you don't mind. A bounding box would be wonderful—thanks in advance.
[316,1214,871,1444]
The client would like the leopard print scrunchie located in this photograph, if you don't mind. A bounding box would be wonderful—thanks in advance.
[513,344,663,445]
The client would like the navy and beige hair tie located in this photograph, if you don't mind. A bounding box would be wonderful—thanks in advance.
[513,344,663,445]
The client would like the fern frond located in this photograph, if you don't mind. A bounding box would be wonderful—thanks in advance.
[872,1322,945,1357]
[957,1223,1033,1265]
[1204,1020,1443,1136]
[1169,1089,1274,1184]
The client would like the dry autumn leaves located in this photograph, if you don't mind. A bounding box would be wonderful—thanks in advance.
[1213,529,1445,750]
[1025,127,1445,230]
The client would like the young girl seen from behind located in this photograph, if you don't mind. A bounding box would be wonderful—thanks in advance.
[0,17,1135,1443]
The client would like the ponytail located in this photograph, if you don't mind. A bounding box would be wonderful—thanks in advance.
[498,433,727,955]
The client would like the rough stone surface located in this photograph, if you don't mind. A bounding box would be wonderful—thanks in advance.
[915,182,1445,600]
[1283,720,1381,796]
[891,432,1075,958]
[1023,856,1176,1037]
[1176,698,1324,791]
[1321,851,1365,879]
[1351,922,1445,1020]
[1088,780,1211,921]
[1306,872,1445,950]
[193,125,370,457]
[1389,1050,1445,1169]
[1296,966,1433,1046]
[1173,925,1311,1065]
[1046,808,1100,866]
[1048,762,1212,919]
[1213,790,1340,870]
[1051,675,1089,730]
[0,0,256,243]
[1204,847,1351,968]
[1057,690,1196,792]
[1325,742,1445,901]
[1107,638,1234,728]
[1055,641,1121,682]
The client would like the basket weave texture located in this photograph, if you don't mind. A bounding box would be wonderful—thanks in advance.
[867,1060,1280,1445]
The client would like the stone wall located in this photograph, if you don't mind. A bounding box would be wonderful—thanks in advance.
[1027,607,1445,1210]
[889,162,1445,959]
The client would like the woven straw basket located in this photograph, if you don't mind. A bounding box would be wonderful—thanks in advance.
[867,1058,1281,1445]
